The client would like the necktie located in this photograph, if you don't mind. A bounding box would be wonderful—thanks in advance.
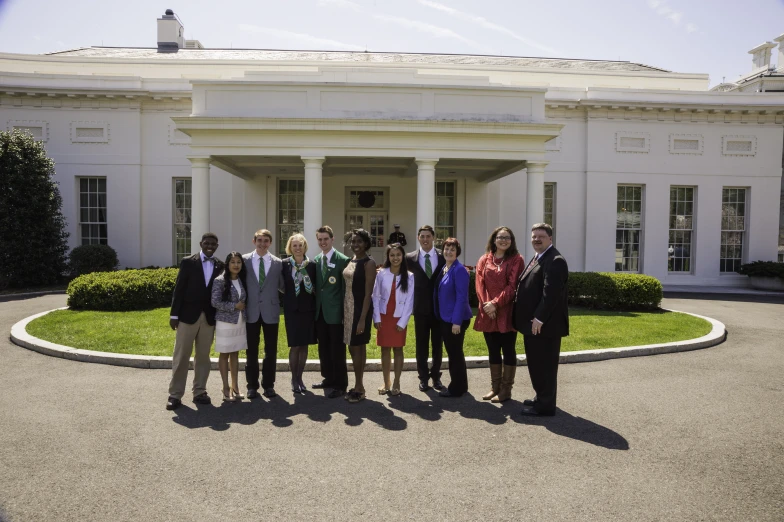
[522,255,538,279]
[425,253,432,278]
[322,255,328,279]
[258,257,266,286]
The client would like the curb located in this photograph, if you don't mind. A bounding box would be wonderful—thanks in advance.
[10,308,726,371]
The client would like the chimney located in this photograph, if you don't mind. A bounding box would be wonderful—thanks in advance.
[774,34,784,70]
[748,41,777,71]
[157,9,184,53]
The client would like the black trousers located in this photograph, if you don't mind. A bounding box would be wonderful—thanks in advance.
[522,335,562,413]
[315,311,348,391]
[484,331,518,365]
[415,312,443,381]
[440,320,470,396]
[246,318,280,390]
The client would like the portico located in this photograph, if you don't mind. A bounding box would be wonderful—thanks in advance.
[173,74,561,260]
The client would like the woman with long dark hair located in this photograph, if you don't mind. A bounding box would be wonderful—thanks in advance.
[474,226,524,402]
[342,228,377,403]
[210,251,249,401]
[372,243,415,396]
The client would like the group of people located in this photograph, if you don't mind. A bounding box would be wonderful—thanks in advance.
[166,221,569,418]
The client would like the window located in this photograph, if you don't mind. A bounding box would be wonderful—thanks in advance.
[78,177,107,245]
[720,188,747,273]
[173,179,192,264]
[278,179,304,256]
[435,181,456,247]
[616,185,643,272]
[544,182,556,242]
[668,187,695,273]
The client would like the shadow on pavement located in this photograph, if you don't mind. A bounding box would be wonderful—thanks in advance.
[512,408,630,450]
[664,293,784,304]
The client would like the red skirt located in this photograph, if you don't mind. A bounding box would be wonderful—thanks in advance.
[376,277,407,347]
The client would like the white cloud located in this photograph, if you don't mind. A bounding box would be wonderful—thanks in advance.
[647,0,697,32]
[317,0,363,11]
[416,0,558,55]
[237,24,364,51]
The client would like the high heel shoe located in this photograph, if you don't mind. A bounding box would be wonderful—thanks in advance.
[223,387,236,402]
[231,387,245,401]
[291,380,302,394]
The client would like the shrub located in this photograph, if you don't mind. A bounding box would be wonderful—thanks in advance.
[69,244,119,276]
[568,272,662,310]
[67,268,178,311]
[0,129,69,289]
[468,269,478,308]
[738,261,784,280]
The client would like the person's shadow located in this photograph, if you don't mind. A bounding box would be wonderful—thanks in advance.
[510,404,629,450]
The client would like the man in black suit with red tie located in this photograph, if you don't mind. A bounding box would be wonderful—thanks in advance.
[166,233,223,411]
[513,223,569,417]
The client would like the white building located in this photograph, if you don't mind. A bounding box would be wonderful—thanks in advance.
[2,10,783,287]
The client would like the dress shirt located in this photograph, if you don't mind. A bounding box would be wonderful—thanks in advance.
[534,244,553,262]
[418,247,438,274]
[200,251,215,286]
[231,278,243,299]
[251,250,272,282]
[321,247,336,262]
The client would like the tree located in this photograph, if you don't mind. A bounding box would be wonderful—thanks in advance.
[0,129,69,289]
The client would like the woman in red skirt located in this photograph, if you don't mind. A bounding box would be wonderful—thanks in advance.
[372,243,415,396]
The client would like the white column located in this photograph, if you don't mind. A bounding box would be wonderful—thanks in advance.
[525,161,548,262]
[302,156,325,257]
[189,157,211,250]
[415,158,438,230]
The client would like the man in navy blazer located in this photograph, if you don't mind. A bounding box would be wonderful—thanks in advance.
[513,223,569,417]
[166,232,223,411]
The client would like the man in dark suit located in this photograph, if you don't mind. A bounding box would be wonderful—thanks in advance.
[513,223,569,417]
[406,225,447,391]
[166,232,223,410]
[313,225,350,398]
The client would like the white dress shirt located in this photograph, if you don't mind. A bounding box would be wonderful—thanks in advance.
[251,250,271,282]
[418,247,438,274]
[200,251,215,286]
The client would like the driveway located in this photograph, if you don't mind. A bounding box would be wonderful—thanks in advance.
[0,295,781,521]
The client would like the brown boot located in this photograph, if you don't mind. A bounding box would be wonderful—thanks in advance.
[482,364,502,400]
[492,364,517,403]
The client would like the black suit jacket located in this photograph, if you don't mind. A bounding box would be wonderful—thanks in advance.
[513,246,569,337]
[281,260,317,313]
[170,253,224,326]
[406,248,446,316]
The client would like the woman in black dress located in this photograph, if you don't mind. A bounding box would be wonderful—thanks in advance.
[281,233,317,394]
[342,228,377,403]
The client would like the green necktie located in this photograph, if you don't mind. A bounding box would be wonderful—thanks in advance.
[425,253,432,278]
[258,257,266,286]
[321,255,328,279]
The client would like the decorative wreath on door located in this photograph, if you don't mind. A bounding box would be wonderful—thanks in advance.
[358,191,376,208]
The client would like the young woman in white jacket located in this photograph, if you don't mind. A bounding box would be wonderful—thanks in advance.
[372,243,415,396]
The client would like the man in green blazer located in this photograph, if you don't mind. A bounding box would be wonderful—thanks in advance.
[313,225,350,398]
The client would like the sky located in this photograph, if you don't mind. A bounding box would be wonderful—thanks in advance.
[1,0,783,88]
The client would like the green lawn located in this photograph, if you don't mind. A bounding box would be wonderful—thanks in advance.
[26,307,712,359]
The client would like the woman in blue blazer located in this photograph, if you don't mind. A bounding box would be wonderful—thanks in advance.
[433,238,473,397]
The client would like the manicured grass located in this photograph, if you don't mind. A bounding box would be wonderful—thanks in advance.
[26,307,712,360]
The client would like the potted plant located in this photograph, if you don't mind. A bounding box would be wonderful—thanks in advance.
[737,261,784,291]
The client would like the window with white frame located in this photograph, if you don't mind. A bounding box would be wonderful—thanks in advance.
[78,177,107,245]
[278,179,304,256]
[720,188,747,273]
[668,186,695,273]
[616,185,643,272]
[544,182,556,242]
[435,181,456,247]
[173,179,192,264]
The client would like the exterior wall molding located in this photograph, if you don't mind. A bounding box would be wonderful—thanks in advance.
[615,131,650,154]
[70,121,110,144]
[6,119,48,142]
[721,135,757,157]
[167,123,190,145]
[669,133,704,155]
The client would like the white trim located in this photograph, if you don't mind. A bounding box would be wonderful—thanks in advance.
[669,133,703,155]
[721,135,757,157]
[70,121,109,144]
[615,131,650,153]
[6,119,48,142]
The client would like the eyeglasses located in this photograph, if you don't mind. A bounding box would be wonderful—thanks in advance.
[495,236,512,241]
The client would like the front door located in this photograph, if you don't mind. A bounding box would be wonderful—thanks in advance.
[344,187,389,262]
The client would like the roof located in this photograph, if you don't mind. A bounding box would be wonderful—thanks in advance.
[46,47,670,73]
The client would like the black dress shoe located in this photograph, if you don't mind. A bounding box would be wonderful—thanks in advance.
[327,389,345,399]
[193,393,211,405]
[263,388,277,398]
[438,389,454,397]
[246,388,259,399]
[523,399,536,407]
[520,406,555,417]
[432,379,445,391]
[312,381,331,389]
[419,380,431,392]
[165,397,181,410]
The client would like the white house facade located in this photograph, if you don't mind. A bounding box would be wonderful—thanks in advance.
[1,10,783,287]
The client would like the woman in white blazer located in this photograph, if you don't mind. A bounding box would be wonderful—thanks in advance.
[372,243,415,396]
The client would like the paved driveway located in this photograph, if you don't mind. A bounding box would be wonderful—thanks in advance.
[0,295,782,521]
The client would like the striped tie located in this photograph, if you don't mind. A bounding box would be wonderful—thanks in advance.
[258,257,266,286]
[425,253,432,278]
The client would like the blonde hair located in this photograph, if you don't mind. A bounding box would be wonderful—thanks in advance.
[285,233,308,255]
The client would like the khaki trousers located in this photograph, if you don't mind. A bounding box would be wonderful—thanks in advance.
[168,312,214,400]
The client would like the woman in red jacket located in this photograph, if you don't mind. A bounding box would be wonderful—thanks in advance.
[473,227,524,402]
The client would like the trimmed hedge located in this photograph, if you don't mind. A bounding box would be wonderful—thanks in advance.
[67,268,178,311]
[69,244,118,276]
[738,261,784,280]
[568,272,662,310]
